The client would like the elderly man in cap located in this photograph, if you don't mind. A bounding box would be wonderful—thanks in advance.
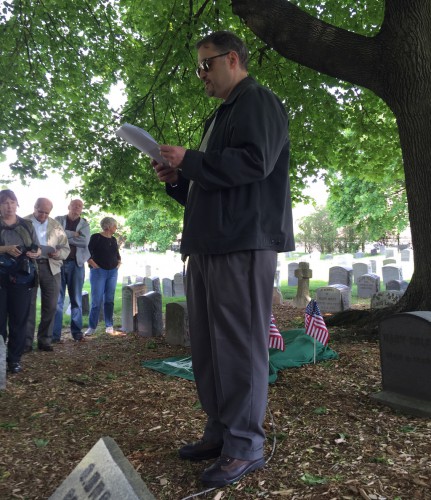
[24,198,70,351]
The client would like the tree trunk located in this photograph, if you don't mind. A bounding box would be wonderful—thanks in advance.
[233,0,431,322]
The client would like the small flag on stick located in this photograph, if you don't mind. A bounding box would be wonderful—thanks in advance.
[269,314,285,351]
[305,299,329,346]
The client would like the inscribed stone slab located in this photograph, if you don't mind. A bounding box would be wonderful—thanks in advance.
[137,292,163,337]
[173,273,185,297]
[328,266,353,288]
[315,284,351,313]
[352,262,371,284]
[371,312,431,416]
[121,284,148,333]
[386,280,409,292]
[287,262,299,286]
[165,302,190,347]
[382,265,403,284]
[370,290,403,309]
[162,278,173,297]
[357,273,380,299]
[49,436,155,499]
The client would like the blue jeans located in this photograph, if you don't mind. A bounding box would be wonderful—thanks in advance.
[53,260,85,340]
[88,267,118,329]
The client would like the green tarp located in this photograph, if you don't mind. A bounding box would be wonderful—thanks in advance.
[142,329,338,384]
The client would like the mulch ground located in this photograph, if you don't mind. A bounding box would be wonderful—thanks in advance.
[0,302,430,500]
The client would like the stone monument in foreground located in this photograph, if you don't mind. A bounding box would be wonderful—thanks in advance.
[371,311,431,417]
[49,436,155,499]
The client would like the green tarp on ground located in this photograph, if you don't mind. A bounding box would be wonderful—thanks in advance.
[142,329,338,384]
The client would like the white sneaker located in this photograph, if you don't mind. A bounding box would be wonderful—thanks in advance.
[105,326,114,334]
[84,328,95,336]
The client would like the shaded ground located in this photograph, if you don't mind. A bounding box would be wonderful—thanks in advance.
[1,303,430,500]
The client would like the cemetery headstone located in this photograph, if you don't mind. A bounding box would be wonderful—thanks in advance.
[385,248,395,258]
[382,265,403,284]
[143,277,153,292]
[386,280,409,292]
[135,276,144,283]
[379,244,386,254]
[0,335,6,390]
[48,436,156,500]
[315,284,351,313]
[383,258,397,266]
[370,248,378,256]
[370,290,403,309]
[152,277,161,294]
[165,302,190,347]
[369,259,377,274]
[292,262,312,308]
[272,287,283,305]
[400,248,411,262]
[354,251,364,259]
[162,278,173,297]
[173,272,185,297]
[82,291,90,316]
[137,292,163,337]
[122,276,131,286]
[287,262,299,286]
[121,283,148,333]
[357,273,380,299]
[328,266,353,288]
[145,265,151,278]
[371,312,431,416]
[352,262,371,284]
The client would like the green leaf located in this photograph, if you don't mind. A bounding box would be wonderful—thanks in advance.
[300,473,328,485]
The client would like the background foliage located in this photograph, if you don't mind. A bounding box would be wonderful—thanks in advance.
[0,0,408,242]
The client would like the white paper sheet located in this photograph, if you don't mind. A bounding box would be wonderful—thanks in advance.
[115,123,166,164]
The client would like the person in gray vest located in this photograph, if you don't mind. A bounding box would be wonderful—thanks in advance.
[24,198,70,352]
[53,199,90,342]
[153,31,294,487]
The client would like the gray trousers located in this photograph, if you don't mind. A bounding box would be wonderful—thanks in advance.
[186,250,277,461]
[26,261,61,347]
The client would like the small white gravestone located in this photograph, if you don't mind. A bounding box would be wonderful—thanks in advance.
[352,262,371,284]
[121,283,148,333]
[315,285,351,313]
[382,265,403,284]
[49,436,155,499]
[287,262,299,286]
[328,266,353,288]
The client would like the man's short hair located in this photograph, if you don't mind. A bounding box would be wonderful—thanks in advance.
[196,31,249,70]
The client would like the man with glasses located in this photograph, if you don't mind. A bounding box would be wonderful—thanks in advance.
[153,31,294,487]
[53,199,90,343]
[24,198,70,352]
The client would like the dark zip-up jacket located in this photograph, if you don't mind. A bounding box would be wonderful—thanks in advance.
[167,76,295,255]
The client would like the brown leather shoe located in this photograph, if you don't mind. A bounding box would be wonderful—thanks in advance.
[179,440,223,461]
[201,455,265,487]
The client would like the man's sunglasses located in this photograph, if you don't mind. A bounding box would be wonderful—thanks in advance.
[196,52,230,77]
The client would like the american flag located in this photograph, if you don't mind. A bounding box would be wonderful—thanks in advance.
[269,314,285,351]
[305,300,329,346]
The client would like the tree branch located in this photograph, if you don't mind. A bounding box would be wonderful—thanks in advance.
[232,0,385,99]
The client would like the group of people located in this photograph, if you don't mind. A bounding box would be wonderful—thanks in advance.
[0,192,121,374]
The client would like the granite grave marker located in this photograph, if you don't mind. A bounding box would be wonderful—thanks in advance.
[371,312,431,416]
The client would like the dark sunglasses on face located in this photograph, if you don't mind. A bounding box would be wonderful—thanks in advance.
[196,51,230,77]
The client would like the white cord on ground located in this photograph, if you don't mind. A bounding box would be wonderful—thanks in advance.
[179,407,278,499]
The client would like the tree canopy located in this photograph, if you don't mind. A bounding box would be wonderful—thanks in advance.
[1,0,403,224]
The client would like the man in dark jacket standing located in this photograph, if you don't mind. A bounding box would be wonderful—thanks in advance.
[154,31,294,487]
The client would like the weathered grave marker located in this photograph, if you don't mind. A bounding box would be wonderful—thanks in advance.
[357,273,380,299]
[371,312,431,417]
[292,262,312,308]
[328,266,353,288]
[137,292,163,337]
[165,302,190,347]
[49,436,155,499]
[121,283,147,333]
[315,284,351,313]
[370,290,403,309]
